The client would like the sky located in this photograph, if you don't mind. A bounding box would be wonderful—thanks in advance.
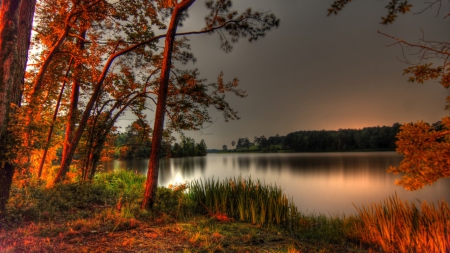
[121,0,450,149]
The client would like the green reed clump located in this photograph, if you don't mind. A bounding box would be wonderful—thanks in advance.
[353,194,450,253]
[94,170,145,197]
[189,177,297,227]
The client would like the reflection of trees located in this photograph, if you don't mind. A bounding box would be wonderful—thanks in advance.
[255,157,269,171]
[254,156,284,174]
[236,157,251,170]
[172,156,206,178]
[197,157,206,172]
[99,153,403,185]
[284,153,403,178]
[244,153,403,178]
[158,159,173,186]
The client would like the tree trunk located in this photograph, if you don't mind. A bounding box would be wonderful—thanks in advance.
[57,30,85,182]
[141,0,196,210]
[38,57,74,178]
[0,0,36,213]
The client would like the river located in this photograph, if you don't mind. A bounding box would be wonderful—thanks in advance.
[101,152,450,215]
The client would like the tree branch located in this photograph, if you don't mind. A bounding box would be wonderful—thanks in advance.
[378,30,450,56]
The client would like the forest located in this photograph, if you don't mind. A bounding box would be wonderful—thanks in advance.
[229,123,403,152]
[0,0,280,210]
[282,124,401,152]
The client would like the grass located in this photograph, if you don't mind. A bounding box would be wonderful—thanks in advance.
[353,194,450,253]
[0,171,448,252]
[189,177,292,226]
[188,177,358,246]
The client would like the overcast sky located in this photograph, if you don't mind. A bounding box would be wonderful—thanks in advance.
[123,0,450,149]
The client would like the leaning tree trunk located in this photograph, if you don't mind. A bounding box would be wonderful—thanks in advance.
[37,57,74,178]
[0,0,36,213]
[141,0,196,210]
[59,30,85,181]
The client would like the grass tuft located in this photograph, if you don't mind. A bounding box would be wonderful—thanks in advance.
[353,193,450,253]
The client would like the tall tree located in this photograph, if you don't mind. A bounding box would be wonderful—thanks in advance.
[142,0,195,209]
[141,0,279,209]
[0,0,36,213]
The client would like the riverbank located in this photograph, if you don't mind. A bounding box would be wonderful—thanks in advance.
[0,175,361,252]
[0,214,362,252]
[1,171,448,252]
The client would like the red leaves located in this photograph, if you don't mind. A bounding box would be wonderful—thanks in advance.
[388,118,450,190]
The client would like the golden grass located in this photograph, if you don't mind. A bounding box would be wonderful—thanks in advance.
[353,194,450,253]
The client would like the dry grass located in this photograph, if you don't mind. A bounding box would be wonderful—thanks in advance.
[0,213,365,253]
[353,194,450,253]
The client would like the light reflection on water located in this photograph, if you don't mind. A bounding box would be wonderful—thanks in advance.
[101,152,450,215]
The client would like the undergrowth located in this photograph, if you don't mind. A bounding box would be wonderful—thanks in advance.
[1,171,448,253]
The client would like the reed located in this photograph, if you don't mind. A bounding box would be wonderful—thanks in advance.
[353,194,450,253]
[188,177,298,227]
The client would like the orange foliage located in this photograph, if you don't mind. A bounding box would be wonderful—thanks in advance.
[388,117,450,190]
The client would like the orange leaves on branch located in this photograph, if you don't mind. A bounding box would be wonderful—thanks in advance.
[382,0,412,24]
[403,63,448,87]
[388,118,450,190]
[327,0,352,16]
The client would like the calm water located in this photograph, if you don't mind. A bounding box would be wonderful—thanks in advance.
[101,152,450,215]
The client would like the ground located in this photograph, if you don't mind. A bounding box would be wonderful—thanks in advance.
[0,215,365,253]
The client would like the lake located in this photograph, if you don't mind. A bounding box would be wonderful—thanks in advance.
[101,152,450,215]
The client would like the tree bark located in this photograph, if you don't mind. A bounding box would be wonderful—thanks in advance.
[0,0,36,213]
[38,57,74,178]
[141,0,196,210]
[58,30,85,180]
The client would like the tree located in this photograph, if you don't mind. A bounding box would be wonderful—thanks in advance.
[196,139,207,156]
[222,145,227,151]
[388,120,450,190]
[0,0,36,213]
[141,0,279,209]
[231,140,236,148]
[116,119,152,160]
[329,0,450,189]
[254,135,269,151]
[236,137,251,150]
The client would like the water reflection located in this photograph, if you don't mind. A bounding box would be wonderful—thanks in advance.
[102,152,450,215]
[236,156,251,170]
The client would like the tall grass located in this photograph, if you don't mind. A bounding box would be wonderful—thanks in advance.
[188,177,354,245]
[189,177,298,227]
[354,194,450,253]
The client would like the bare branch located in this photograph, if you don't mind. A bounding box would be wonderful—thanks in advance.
[378,30,450,56]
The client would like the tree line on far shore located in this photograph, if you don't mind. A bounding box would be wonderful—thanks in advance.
[225,123,410,152]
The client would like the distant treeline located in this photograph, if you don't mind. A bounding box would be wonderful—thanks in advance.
[283,124,401,152]
[228,123,402,152]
